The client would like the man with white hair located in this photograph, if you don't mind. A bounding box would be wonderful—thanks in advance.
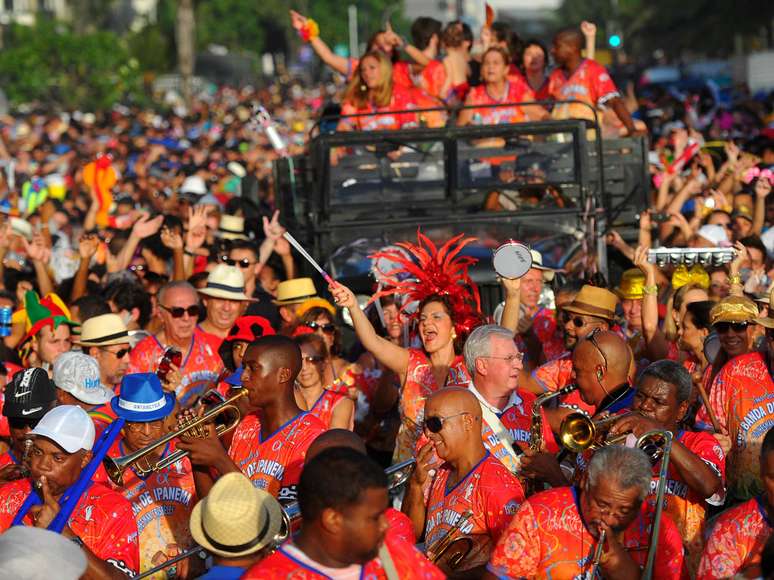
[485,446,685,579]
[0,405,139,578]
[463,324,557,474]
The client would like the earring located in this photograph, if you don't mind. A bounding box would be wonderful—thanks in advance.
[360,84,367,92]
[451,329,458,340]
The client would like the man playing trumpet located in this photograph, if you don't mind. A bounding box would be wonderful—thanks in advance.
[485,446,685,579]
[0,405,139,578]
[104,373,198,579]
[403,388,524,577]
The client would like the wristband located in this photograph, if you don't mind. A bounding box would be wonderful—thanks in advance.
[729,274,742,285]
[299,19,319,42]
[642,284,658,296]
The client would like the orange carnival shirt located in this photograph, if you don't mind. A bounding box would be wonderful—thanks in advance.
[0,478,139,576]
[228,411,325,502]
[547,58,621,122]
[696,351,774,501]
[393,60,446,100]
[697,496,772,579]
[106,439,197,579]
[464,77,537,125]
[393,348,472,464]
[424,452,524,572]
[339,85,420,132]
[128,328,223,408]
[487,486,684,580]
[307,388,348,429]
[650,430,726,575]
[243,532,445,579]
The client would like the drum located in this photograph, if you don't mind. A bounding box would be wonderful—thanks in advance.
[492,240,533,279]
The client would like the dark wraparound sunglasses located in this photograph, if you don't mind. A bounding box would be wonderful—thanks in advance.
[161,304,201,318]
[423,412,470,434]
[101,346,132,359]
[714,321,750,334]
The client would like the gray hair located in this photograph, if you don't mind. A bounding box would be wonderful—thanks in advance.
[638,360,692,403]
[463,324,517,375]
[157,281,198,308]
[587,446,652,501]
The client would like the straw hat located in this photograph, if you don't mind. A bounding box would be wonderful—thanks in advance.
[75,314,130,347]
[615,268,646,300]
[562,285,618,321]
[198,264,253,301]
[756,286,774,328]
[190,472,283,558]
[273,277,318,306]
[217,215,248,241]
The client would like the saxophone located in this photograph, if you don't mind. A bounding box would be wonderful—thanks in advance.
[528,383,579,452]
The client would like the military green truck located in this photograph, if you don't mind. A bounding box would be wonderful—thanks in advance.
[273,107,649,313]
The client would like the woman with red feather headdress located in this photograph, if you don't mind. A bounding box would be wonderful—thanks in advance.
[329,230,483,464]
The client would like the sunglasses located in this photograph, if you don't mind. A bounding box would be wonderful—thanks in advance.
[307,321,336,334]
[161,304,201,318]
[302,355,325,364]
[714,321,750,334]
[129,264,146,272]
[8,417,39,430]
[101,346,132,359]
[423,412,469,434]
[562,312,592,328]
[220,256,255,269]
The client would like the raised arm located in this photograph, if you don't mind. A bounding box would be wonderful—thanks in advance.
[581,21,597,60]
[329,283,410,376]
[290,10,351,76]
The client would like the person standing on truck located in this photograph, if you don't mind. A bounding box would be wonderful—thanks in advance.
[336,51,419,133]
[547,27,644,137]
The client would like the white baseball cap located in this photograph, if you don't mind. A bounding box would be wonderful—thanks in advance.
[52,352,114,405]
[30,406,95,453]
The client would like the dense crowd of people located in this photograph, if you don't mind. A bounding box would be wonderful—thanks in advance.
[0,7,771,580]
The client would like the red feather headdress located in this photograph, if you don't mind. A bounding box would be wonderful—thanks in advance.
[369,230,482,336]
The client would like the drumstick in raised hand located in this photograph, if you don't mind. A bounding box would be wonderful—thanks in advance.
[282,232,335,285]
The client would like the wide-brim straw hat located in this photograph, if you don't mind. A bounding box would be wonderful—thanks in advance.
[530,249,555,281]
[189,472,284,558]
[273,277,318,306]
[75,314,131,347]
[198,264,254,301]
[562,285,619,321]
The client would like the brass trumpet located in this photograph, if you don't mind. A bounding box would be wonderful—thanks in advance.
[104,388,248,486]
[559,411,668,463]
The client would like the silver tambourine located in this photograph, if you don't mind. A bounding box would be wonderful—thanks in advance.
[493,240,533,279]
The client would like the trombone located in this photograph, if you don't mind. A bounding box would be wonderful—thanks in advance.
[104,389,248,486]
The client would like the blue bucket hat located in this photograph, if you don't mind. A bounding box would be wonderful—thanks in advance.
[224,366,243,387]
[111,373,175,422]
